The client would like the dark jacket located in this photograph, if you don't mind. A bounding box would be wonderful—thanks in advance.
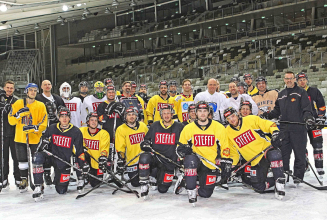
[36,93,65,125]
[0,95,17,137]
[305,86,326,118]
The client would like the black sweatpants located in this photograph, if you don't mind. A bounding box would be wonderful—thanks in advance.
[0,136,20,181]
[15,142,38,179]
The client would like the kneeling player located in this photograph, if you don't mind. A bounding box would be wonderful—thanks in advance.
[115,107,148,187]
[177,101,232,205]
[138,105,184,198]
[223,107,286,200]
[32,107,89,200]
[80,112,110,187]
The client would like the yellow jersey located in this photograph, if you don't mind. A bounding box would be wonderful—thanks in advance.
[173,94,194,122]
[145,94,175,122]
[135,94,148,125]
[248,86,259,96]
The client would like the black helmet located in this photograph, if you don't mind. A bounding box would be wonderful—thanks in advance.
[296,72,308,80]
[243,73,252,79]
[158,80,168,88]
[195,101,210,112]
[58,106,71,118]
[240,101,252,111]
[256,76,267,84]
[159,104,175,117]
[223,107,238,119]
[230,76,240,83]
[237,82,248,91]
[188,103,196,112]
[104,78,114,86]
[124,106,138,121]
[86,112,98,124]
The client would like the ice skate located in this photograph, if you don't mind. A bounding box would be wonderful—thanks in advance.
[174,174,185,194]
[274,178,285,200]
[140,182,149,199]
[149,176,157,191]
[77,177,85,194]
[187,189,197,207]
[44,171,53,186]
[0,179,9,192]
[32,185,44,202]
[317,168,324,179]
[19,178,28,193]
[15,180,21,189]
[69,174,77,186]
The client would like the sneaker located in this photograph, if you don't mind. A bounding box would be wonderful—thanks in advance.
[274,178,285,200]
[19,178,29,193]
[77,177,85,194]
[174,174,185,194]
[15,180,21,188]
[44,172,53,185]
[187,189,197,206]
[140,181,149,198]
[32,185,44,201]
[317,168,325,176]
[149,176,157,191]
[0,179,9,191]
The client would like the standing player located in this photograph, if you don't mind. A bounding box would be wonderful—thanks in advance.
[32,107,88,200]
[138,84,151,108]
[223,107,286,200]
[239,101,252,117]
[59,82,82,128]
[168,80,179,97]
[297,73,326,176]
[8,83,48,192]
[252,76,278,115]
[130,81,148,125]
[139,105,184,198]
[80,112,110,187]
[115,107,148,187]
[174,79,194,123]
[237,82,248,95]
[77,81,89,103]
[193,78,226,122]
[81,81,107,126]
[182,104,196,125]
[177,101,231,205]
[104,78,121,96]
[146,80,175,125]
[0,81,20,189]
[224,76,240,97]
[244,73,258,96]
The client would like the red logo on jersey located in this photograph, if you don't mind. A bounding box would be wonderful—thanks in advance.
[139,164,149,170]
[222,148,230,157]
[270,160,283,168]
[65,103,77,111]
[308,96,311,102]
[60,174,70,183]
[163,173,174,183]
[312,130,322,138]
[206,175,216,185]
[233,130,256,148]
[92,102,102,112]
[155,133,175,145]
[157,103,172,111]
[314,153,323,160]
[107,112,120,119]
[97,169,103,175]
[129,132,145,145]
[52,135,72,148]
[244,165,251,173]
[33,167,44,174]
[84,138,100,150]
[194,135,215,147]
[185,168,197,176]
[182,112,189,122]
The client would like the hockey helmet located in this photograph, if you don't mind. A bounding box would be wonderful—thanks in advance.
[104,78,114,86]
[58,106,71,118]
[94,81,105,99]
[79,81,89,95]
[223,107,238,119]
[159,104,175,117]
[195,101,210,112]
[60,82,71,98]
[24,83,39,94]
[296,72,308,80]
[240,101,252,111]
[256,76,267,84]
[237,82,248,92]
[168,80,178,87]
[158,80,168,88]
[230,76,240,83]
[130,81,137,88]
[106,85,116,92]
[187,103,196,112]
[139,84,147,90]
[86,112,99,124]
[243,73,252,79]
[124,106,138,121]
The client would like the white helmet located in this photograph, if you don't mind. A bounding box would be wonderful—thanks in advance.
[60,82,71,98]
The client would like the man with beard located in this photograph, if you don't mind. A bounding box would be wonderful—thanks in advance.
[244,73,258,96]
[77,81,89,103]
[168,80,179,97]
[130,81,148,125]
[115,107,148,187]
[174,79,194,123]
[146,80,176,125]
[104,78,121,96]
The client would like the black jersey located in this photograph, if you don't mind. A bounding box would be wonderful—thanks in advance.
[36,93,65,125]
[305,86,326,118]
[77,94,87,103]
[144,120,184,169]
[0,94,17,137]
[43,123,84,170]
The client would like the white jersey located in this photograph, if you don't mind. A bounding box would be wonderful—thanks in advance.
[81,95,106,126]
[194,90,227,122]
[63,97,82,128]
[222,94,259,116]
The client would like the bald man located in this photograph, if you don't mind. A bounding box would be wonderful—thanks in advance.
[193,78,227,122]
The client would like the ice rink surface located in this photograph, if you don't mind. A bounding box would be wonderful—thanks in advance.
[1,132,327,220]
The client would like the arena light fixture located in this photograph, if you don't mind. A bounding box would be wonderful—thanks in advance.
[14,29,20,35]
[208,26,211,29]
[62,5,69,11]
[112,0,119,7]
[177,32,180,35]
[301,9,304,12]
[92,45,95,48]
[57,16,63,22]
[83,8,91,15]
[135,39,138,42]
[149,38,152,40]
[130,0,137,7]
[34,23,40,29]
[108,43,111,45]
[242,20,246,22]
[105,7,111,14]
[225,23,229,25]
[0,4,7,12]
[76,3,82,7]
[81,14,87,20]
[60,21,65,26]
[261,16,265,19]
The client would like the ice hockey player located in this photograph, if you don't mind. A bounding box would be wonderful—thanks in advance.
[224,76,240,98]
[77,81,89,103]
[8,83,48,192]
[59,82,82,128]
[177,101,231,205]
[168,80,179,97]
[194,78,227,122]
[221,82,258,118]
[0,80,20,190]
[146,80,176,125]
[243,73,258,96]
[97,85,125,172]
[130,81,148,125]
[81,81,107,126]
[239,101,252,117]
[174,79,194,123]
[138,84,151,107]
[80,112,110,187]
[252,76,278,115]
[115,107,148,187]
[223,107,286,200]
[104,78,121,96]
[237,82,248,95]
[32,107,89,200]
[139,105,184,198]
[297,72,326,176]
[182,104,196,125]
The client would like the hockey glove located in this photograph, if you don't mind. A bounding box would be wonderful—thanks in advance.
[98,156,108,171]
[259,111,271,120]
[38,138,50,152]
[176,144,193,158]
[304,115,316,130]
[14,107,30,119]
[140,140,153,152]
[271,131,282,149]
[147,120,153,126]
[23,125,39,134]
[82,162,90,178]
[218,158,233,185]
[107,102,126,117]
[316,116,326,130]
[117,153,126,174]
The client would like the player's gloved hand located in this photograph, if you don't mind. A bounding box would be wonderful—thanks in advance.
[107,102,126,118]
[117,153,126,174]
[14,107,30,119]
[23,125,39,134]
[147,120,153,126]
[218,158,233,185]
[271,131,282,149]
[304,115,316,130]
[140,140,152,152]
[176,144,193,158]
[98,155,107,171]
[82,162,90,178]
[316,116,326,130]
[259,111,271,120]
[38,138,50,151]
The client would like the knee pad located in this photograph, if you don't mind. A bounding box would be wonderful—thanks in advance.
[139,153,152,181]
[158,184,170,193]
[139,152,152,164]
[267,149,283,169]
[250,159,269,184]
[184,154,199,169]
[18,162,28,170]
[33,152,46,165]
[55,185,68,194]
[184,155,199,190]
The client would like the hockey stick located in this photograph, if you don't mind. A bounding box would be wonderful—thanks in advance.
[306,156,323,186]
[76,177,118,199]
[150,148,183,169]
[0,107,4,191]
[279,121,327,128]
[112,173,139,195]
[114,152,142,175]
[284,171,327,190]
[41,149,139,198]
